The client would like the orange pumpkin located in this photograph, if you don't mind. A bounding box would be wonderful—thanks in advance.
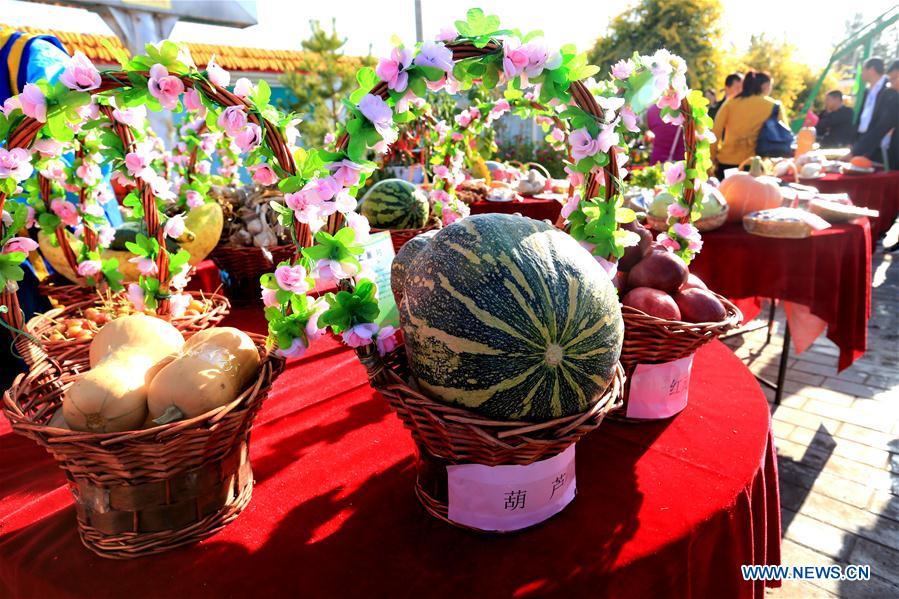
[720,156,783,223]
[850,156,873,169]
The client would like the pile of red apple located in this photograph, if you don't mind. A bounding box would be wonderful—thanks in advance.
[613,221,728,323]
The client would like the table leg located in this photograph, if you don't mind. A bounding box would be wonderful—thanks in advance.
[774,324,791,406]
[765,299,777,345]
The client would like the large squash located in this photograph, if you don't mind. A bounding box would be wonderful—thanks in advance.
[390,229,438,306]
[400,213,623,422]
[719,156,782,224]
[361,179,429,230]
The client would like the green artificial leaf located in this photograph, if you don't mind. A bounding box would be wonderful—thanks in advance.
[1,203,28,245]
[0,252,26,288]
[101,258,124,291]
[455,8,501,38]
[255,79,271,108]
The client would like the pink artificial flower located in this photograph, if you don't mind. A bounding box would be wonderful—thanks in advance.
[611,59,634,80]
[376,46,413,92]
[358,94,396,143]
[127,283,146,311]
[50,199,79,226]
[76,161,101,186]
[301,176,340,204]
[60,51,101,91]
[275,336,307,359]
[490,99,511,119]
[656,233,681,252]
[673,222,700,240]
[414,41,453,73]
[344,211,370,243]
[98,225,115,247]
[329,159,363,187]
[217,105,248,137]
[83,202,104,219]
[185,189,204,209]
[184,88,203,112]
[520,38,562,78]
[232,77,253,98]
[560,192,581,220]
[2,236,38,254]
[315,258,358,283]
[596,121,620,153]
[667,202,690,219]
[124,151,152,179]
[323,132,336,146]
[39,160,66,182]
[441,203,466,225]
[620,106,639,133]
[564,165,585,188]
[260,287,279,307]
[147,64,184,110]
[436,26,457,42]
[657,92,680,111]
[195,160,211,175]
[285,192,322,228]
[111,170,131,188]
[275,263,310,294]
[206,57,231,87]
[662,111,684,127]
[235,123,262,152]
[19,84,47,122]
[250,163,279,186]
[24,205,35,228]
[455,108,476,128]
[164,214,185,239]
[112,104,147,127]
[76,259,102,277]
[129,256,158,276]
[569,128,601,161]
[33,138,63,157]
[342,322,379,348]
[503,37,530,79]
[332,190,357,215]
[664,162,686,186]
[376,325,399,356]
[169,293,191,318]
[550,128,566,143]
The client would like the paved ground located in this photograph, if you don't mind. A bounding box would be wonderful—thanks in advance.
[726,224,899,598]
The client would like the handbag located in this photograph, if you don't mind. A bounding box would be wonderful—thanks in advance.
[756,103,794,157]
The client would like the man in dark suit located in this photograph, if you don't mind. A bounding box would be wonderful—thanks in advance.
[849,57,899,164]
[817,90,856,148]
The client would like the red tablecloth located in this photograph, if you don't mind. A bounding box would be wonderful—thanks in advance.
[470,195,563,223]
[787,171,899,238]
[691,220,872,370]
[0,308,779,598]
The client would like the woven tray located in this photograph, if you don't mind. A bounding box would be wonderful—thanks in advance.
[2,335,285,559]
[24,291,231,366]
[354,343,624,528]
[614,292,741,421]
[209,243,296,281]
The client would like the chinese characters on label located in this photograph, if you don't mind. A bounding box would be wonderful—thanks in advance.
[626,354,694,420]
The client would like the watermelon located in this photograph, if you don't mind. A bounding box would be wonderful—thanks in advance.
[361,179,429,230]
[400,213,623,422]
[391,229,438,307]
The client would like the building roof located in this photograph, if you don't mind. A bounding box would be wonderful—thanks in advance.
[1,24,360,74]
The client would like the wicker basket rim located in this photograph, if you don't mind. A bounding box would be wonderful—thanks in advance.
[620,291,742,330]
[2,334,282,445]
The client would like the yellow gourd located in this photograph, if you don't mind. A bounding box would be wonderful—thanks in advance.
[63,315,185,433]
[720,156,783,224]
[147,327,261,424]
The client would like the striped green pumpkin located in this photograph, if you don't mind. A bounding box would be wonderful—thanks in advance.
[361,179,429,230]
[400,213,623,422]
[391,229,438,307]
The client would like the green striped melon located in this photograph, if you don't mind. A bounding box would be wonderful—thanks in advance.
[361,179,429,230]
[400,213,623,422]
[391,229,438,307]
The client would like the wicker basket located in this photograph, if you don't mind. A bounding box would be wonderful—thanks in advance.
[35,277,98,307]
[2,335,284,559]
[371,213,442,254]
[645,210,728,233]
[210,243,296,281]
[614,292,741,421]
[24,291,231,365]
[354,343,624,529]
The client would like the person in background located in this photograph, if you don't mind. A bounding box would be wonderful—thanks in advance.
[886,60,899,172]
[647,103,685,165]
[711,70,788,179]
[816,90,856,148]
[848,57,898,164]
[708,73,743,120]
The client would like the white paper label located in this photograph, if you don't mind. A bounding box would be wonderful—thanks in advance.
[446,444,576,532]
[626,354,694,419]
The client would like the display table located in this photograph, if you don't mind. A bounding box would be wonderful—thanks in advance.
[0,308,779,598]
[690,220,872,371]
[787,171,899,238]
[469,195,563,223]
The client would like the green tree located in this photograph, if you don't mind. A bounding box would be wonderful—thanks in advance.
[279,20,372,145]
[836,12,899,71]
[588,0,723,92]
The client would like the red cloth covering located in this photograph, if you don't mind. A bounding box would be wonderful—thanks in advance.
[786,171,899,238]
[0,307,779,598]
[470,196,563,223]
[691,220,872,370]
[185,259,223,294]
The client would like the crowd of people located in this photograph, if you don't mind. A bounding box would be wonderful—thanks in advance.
[647,57,899,177]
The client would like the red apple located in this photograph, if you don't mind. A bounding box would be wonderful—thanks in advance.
[674,288,727,323]
[680,273,708,291]
[612,270,628,293]
[627,250,689,294]
[618,220,653,271]
[623,287,682,320]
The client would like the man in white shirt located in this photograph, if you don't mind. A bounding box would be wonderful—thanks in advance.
[850,57,899,163]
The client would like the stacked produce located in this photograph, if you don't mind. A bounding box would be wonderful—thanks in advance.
[217,184,291,248]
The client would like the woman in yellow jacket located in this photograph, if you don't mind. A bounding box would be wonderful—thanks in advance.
[711,71,789,178]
